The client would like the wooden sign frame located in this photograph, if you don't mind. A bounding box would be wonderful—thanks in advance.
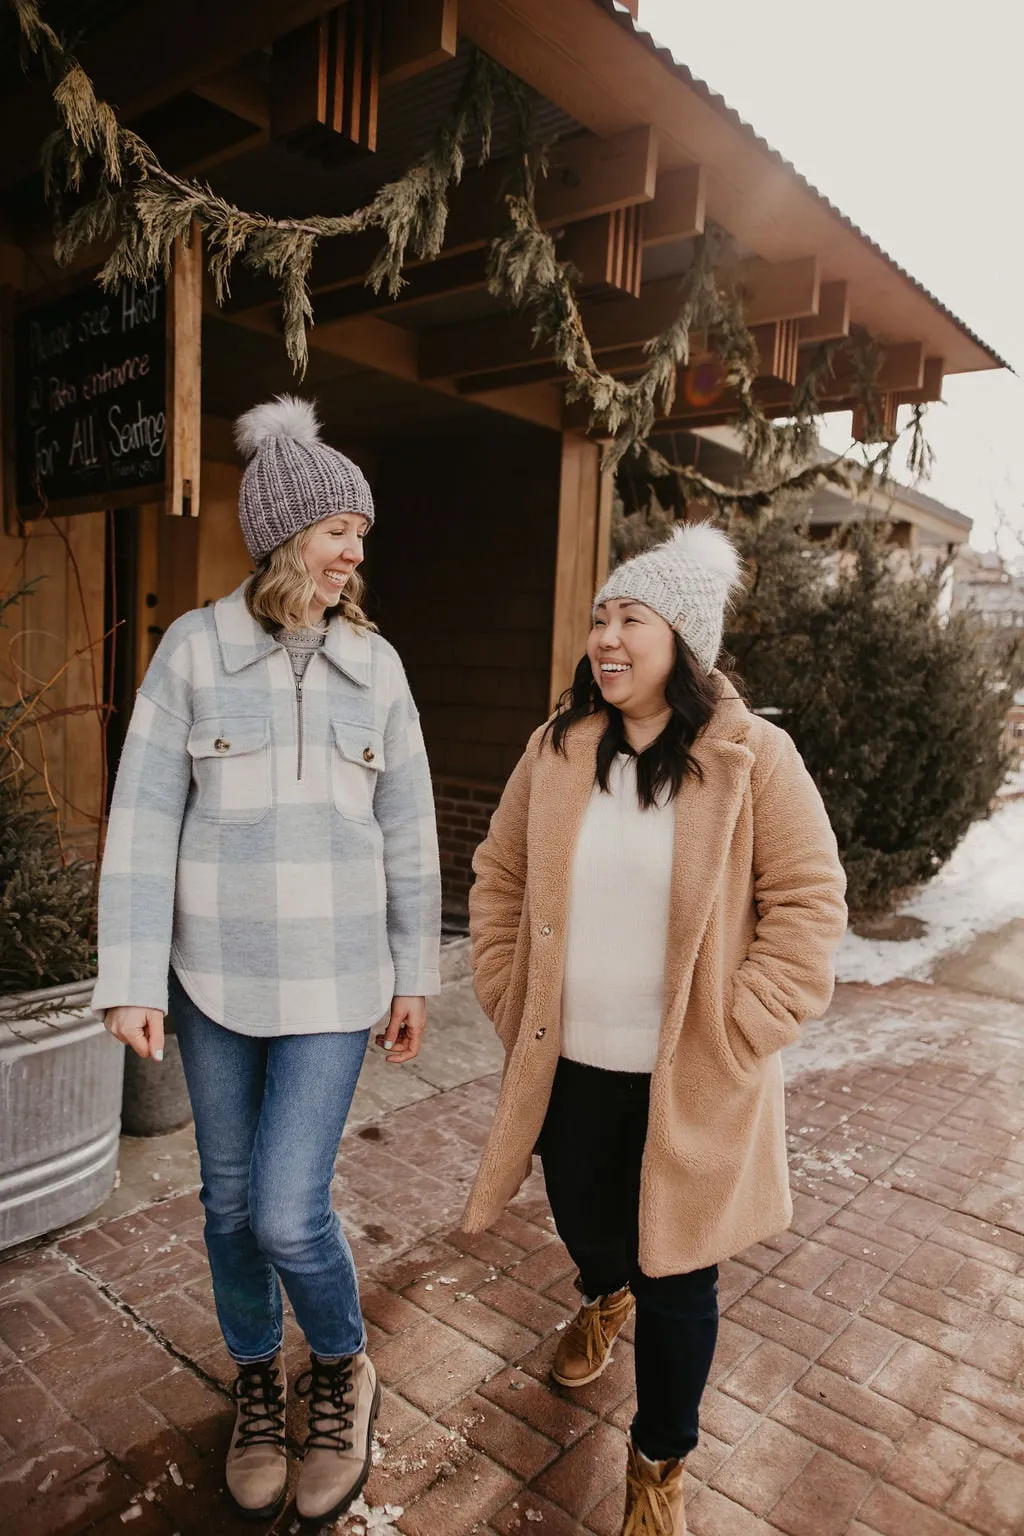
[165,222,203,518]
[0,225,202,533]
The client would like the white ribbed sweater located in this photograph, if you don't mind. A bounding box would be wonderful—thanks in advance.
[560,754,675,1073]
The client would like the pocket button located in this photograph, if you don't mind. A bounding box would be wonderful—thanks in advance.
[214,738,230,752]
[362,747,376,763]
[535,1028,546,1039]
[539,924,552,937]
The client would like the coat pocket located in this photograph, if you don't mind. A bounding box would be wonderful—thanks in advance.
[331,721,385,823]
[187,717,271,825]
[727,976,801,1071]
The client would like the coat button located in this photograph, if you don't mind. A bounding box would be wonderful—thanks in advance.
[535,1028,546,1039]
[214,738,230,752]
[539,924,552,937]
[362,747,376,763]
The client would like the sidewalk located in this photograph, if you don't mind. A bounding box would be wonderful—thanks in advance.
[1,977,1023,1536]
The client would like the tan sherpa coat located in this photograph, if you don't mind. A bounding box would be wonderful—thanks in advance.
[462,680,848,1275]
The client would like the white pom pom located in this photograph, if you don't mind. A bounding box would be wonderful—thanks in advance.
[234,395,322,460]
[666,522,743,590]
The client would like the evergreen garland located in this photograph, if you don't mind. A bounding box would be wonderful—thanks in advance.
[11,0,931,515]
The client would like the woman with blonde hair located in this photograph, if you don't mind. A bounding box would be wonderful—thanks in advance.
[93,396,441,1524]
[464,524,846,1535]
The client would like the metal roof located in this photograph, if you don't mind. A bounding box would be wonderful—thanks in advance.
[595,0,1009,372]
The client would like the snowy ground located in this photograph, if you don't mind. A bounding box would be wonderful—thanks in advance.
[835,796,1024,986]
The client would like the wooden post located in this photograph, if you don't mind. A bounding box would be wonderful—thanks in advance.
[549,435,613,710]
[165,221,203,517]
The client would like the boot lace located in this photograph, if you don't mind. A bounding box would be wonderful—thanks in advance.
[624,1459,680,1536]
[234,1360,286,1449]
[569,1287,632,1370]
[295,1357,356,1452]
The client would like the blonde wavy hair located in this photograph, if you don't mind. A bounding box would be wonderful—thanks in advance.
[245,524,376,633]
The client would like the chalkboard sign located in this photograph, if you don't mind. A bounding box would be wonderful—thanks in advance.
[13,275,168,514]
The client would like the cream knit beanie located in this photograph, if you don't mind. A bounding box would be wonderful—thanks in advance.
[594,522,743,673]
[234,395,374,562]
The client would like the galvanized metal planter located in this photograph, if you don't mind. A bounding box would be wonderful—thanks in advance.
[0,980,122,1252]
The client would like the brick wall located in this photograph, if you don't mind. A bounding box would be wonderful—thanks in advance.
[434,776,501,917]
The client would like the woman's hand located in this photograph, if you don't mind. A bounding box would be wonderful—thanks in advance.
[104,1006,165,1061]
[375,996,426,1064]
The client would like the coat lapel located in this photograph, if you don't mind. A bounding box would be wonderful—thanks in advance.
[658,727,754,1057]
[526,716,603,963]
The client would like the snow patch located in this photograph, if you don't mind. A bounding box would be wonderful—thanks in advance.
[835,798,1024,987]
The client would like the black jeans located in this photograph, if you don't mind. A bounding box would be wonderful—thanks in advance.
[537,1056,719,1462]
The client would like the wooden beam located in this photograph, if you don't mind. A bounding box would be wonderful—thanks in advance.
[798,280,850,343]
[750,320,800,388]
[562,207,644,297]
[190,61,270,127]
[313,202,646,324]
[166,224,203,517]
[643,163,705,247]
[380,0,458,85]
[723,255,820,331]
[225,123,659,311]
[894,355,945,406]
[0,0,348,191]
[418,256,820,381]
[562,338,928,433]
[180,127,268,177]
[550,436,612,709]
[313,246,490,324]
[225,302,565,430]
[270,1,382,159]
[849,341,925,395]
[853,394,899,444]
[547,125,659,222]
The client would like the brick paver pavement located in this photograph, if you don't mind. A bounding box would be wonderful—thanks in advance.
[2,979,1023,1536]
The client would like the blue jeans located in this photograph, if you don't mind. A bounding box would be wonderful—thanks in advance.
[171,972,370,1363]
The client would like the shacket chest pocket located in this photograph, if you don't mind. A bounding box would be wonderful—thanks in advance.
[187,717,272,825]
[331,721,385,823]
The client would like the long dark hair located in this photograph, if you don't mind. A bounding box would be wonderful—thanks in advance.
[544,635,722,808]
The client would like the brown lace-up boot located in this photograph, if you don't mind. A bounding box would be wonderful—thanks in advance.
[551,1282,634,1388]
[622,1440,687,1534]
[295,1352,380,1522]
[225,1354,288,1520]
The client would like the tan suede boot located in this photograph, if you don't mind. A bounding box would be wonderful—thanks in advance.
[225,1354,288,1520]
[295,1352,380,1523]
[622,1441,687,1534]
[551,1283,634,1388]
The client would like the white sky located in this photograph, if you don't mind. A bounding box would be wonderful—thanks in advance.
[638,0,1024,555]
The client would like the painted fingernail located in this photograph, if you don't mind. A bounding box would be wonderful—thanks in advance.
[153,1049,164,1062]
[383,1041,395,1050]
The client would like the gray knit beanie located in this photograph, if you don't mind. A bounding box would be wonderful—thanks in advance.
[234,395,374,562]
[594,522,743,673]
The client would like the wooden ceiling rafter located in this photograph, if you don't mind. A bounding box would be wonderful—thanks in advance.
[0,0,354,192]
[223,301,566,431]
[222,122,661,314]
[559,336,931,435]
[798,280,850,344]
[454,0,1000,377]
[415,255,821,383]
[270,0,383,161]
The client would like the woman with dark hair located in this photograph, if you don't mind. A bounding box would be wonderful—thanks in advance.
[463,524,847,1535]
